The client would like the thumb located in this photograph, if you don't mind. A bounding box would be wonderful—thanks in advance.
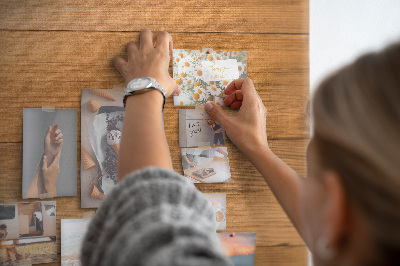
[205,102,230,127]
[42,156,48,171]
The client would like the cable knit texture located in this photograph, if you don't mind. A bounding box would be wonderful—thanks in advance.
[81,167,232,266]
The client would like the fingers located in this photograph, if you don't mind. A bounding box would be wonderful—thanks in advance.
[55,133,63,141]
[139,29,154,52]
[113,56,127,73]
[42,156,48,171]
[52,124,60,133]
[126,41,139,56]
[223,90,243,108]
[224,78,256,97]
[155,31,173,52]
[205,102,230,126]
[58,139,64,147]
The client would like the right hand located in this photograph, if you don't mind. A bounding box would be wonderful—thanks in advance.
[205,78,269,155]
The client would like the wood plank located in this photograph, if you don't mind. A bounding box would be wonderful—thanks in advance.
[0,138,308,250]
[0,31,309,143]
[0,0,309,34]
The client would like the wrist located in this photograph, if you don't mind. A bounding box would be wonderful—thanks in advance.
[125,90,164,110]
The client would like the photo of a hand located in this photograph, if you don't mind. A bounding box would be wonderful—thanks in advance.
[44,124,63,159]
[26,124,63,198]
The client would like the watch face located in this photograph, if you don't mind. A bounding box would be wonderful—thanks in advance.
[130,77,151,90]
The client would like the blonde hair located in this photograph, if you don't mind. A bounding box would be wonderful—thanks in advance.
[312,43,400,264]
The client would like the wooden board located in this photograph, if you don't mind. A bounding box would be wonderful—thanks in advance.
[0,32,309,143]
[0,0,310,265]
[0,0,308,34]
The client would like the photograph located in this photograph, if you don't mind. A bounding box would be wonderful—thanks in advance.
[219,233,257,266]
[172,49,247,106]
[61,219,92,266]
[81,88,125,208]
[179,109,226,148]
[181,147,231,183]
[0,201,57,265]
[22,108,77,199]
[205,193,226,230]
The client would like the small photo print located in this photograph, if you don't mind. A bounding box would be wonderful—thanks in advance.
[22,108,77,199]
[181,147,231,183]
[173,49,247,106]
[219,233,257,266]
[205,193,226,230]
[179,109,226,148]
[0,201,57,265]
[61,219,92,266]
[81,88,125,208]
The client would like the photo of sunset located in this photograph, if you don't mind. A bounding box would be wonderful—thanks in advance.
[219,233,256,266]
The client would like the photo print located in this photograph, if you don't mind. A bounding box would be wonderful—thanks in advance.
[81,88,125,208]
[61,219,92,266]
[219,233,257,266]
[205,193,226,230]
[179,109,226,148]
[0,201,57,265]
[23,108,77,199]
[181,147,231,183]
[173,49,247,106]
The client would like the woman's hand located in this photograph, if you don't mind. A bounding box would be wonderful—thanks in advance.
[44,124,63,161]
[42,152,61,197]
[113,29,179,97]
[205,78,269,156]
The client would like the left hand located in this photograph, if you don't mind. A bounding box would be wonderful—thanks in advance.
[113,29,179,97]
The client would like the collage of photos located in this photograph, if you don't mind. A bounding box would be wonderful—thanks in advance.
[22,108,77,199]
[205,193,227,230]
[219,233,257,266]
[0,201,57,265]
[181,147,231,183]
[61,219,92,266]
[172,49,247,106]
[81,88,125,208]
[179,109,226,148]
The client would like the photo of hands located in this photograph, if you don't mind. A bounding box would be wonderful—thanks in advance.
[22,108,77,199]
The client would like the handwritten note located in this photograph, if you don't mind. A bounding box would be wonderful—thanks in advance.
[199,59,239,82]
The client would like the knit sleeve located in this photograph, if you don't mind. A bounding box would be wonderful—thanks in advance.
[80,167,232,266]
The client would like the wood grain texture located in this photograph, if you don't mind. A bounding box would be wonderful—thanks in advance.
[0,31,309,143]
[0,0,309,34]
[0,0,309,264]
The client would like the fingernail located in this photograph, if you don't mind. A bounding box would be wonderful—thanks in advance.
[205,102,214,111]
[177,85,182,95]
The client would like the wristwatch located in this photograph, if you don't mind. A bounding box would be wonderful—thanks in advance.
[123,77,166,109]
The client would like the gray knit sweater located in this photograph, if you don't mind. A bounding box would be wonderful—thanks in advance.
[81,167,232,266]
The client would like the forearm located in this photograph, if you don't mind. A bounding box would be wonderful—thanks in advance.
[118,90,172,181]
[245,144,306,239]
[26,169,41,198]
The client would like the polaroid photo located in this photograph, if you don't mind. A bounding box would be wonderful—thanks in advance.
[179,109,226,148]
[81,88,125,208]
[219,233,257,266]
[0,201,57,265]
[173,49,247,106]
[61,219,92,266]
[23,108,77,199]
[181,147,231,183]
[205,193,226,230]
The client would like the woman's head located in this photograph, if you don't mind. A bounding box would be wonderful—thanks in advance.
[304,43,400,265]
[0,224,7,230]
